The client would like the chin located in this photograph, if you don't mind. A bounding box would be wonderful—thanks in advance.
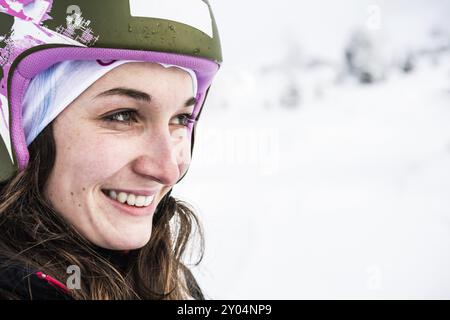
[103,231,152,251]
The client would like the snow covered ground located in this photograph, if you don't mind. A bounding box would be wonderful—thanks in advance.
[174,57,450,299]
[174,1,450,299]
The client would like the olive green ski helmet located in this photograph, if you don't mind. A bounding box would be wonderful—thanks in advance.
[0,0,222,183]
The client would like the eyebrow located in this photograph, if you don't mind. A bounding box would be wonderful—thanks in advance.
[95,87,197,107]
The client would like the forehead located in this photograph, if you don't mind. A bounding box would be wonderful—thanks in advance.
[52,61,197,124]
[75,62,197,110]
[60,62,197,118]
[93,62,194,93]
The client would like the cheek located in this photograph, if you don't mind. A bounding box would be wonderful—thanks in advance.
[50,124,193,196]
[172,128,192,174]
[51,131,135,190]
[81,141,136,180]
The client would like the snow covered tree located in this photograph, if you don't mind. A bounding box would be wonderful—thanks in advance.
[344,30,386,84]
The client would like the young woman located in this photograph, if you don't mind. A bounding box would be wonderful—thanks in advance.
[0,0,222,300]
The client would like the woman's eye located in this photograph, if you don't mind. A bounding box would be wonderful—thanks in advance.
[173,113,196,127]
[102,110,195,127]
[103,110,138,125]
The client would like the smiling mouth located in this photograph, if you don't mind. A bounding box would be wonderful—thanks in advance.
[101,189,155,208]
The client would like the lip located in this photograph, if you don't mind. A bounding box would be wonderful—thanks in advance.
[101,190,157,217]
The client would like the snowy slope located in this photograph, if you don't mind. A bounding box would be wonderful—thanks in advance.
[172,1,450,299]
[173,57,450,299]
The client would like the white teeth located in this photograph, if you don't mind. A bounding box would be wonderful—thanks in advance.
[144,195,154,206]
[109,190,117,200]
[105,190,154,207]
[135,196,146,207]
[117,192,128,204]
[126,194,136,206]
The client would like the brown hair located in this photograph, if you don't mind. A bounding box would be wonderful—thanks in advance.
[0,123,205,299]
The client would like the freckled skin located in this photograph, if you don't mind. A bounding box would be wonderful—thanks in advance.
[44,63,194,250]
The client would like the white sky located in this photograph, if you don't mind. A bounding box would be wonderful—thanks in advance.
[212,0,450,66]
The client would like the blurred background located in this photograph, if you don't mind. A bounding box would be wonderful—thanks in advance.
[173,0,450,299]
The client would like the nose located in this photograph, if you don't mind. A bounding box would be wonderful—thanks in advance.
[131,127,191,186]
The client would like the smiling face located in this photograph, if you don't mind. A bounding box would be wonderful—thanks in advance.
[44,62,196,250]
